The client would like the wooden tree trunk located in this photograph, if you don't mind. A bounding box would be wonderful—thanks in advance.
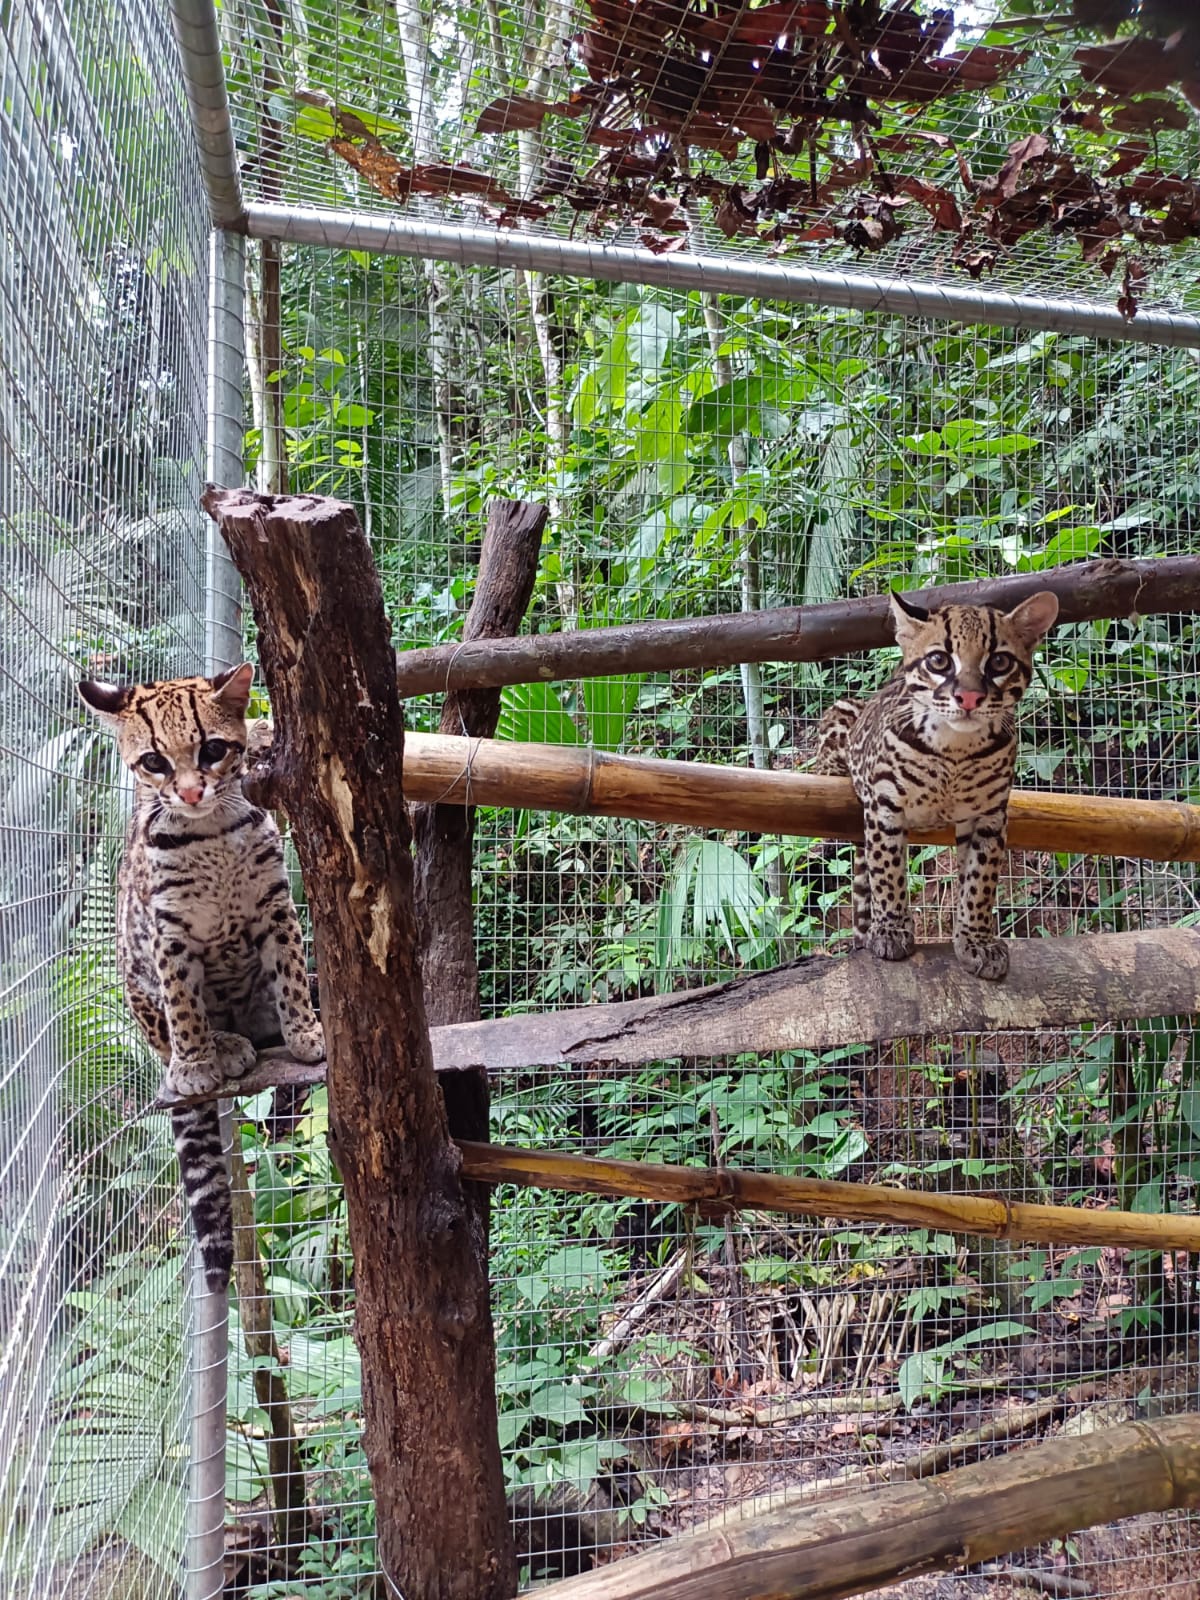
[411,497,545,1260]
[203,485,516,1600]
[531,1414,1200,1600]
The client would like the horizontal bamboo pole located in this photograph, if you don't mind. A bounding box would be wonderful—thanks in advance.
[168,1062,1200,1251]
[394,555,1200,697]
[456,1143,1200,1253]
[533,1414,1200,1600]
[402,732,1200,862]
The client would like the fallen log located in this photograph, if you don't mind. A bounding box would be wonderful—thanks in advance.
[393,555,1200,696]
[397,732,1200,861]
[530,1414,1200,1600]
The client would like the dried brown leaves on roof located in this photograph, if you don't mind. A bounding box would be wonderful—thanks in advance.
[318,2,1200,313]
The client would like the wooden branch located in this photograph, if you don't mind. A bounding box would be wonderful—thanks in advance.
[411,498,546,1262]
[531,1414,1200,1600]
[397,732,1200,861]
[393,555,1200,696]
[161,929,1200,1097]
[452,1143,1200,1252]
[432,931,1200,1072]
[203,485,515,1598]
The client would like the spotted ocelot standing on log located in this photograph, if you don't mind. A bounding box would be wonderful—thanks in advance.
[78,664,325,1291]
[812,590,1059,980]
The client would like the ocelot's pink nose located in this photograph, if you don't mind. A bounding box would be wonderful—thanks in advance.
[178,785,205,806]
[955,689,985,712]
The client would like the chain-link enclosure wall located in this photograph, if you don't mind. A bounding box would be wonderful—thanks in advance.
[4,2,1200,1598]
[0,1,211,1594]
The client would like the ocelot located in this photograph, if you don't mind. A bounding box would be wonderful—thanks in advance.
[78,664,325,1291]
[812,590,1059,980]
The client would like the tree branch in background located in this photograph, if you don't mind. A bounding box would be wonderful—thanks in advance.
[411,497,546,1264]
[393,554,1200,696]
[229,1139,308,1568]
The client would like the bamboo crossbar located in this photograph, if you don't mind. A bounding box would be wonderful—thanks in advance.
[394,555,1200,696]
[456,1143,1200,1253]
[402,732,1200,862]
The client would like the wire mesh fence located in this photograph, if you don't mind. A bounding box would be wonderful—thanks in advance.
[4,1,1200,1598]
[0,0,211,1594]
[221,0,1200,313]
[228,246,1200,1595]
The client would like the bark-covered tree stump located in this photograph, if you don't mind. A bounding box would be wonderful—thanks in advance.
[202,485,515,1600]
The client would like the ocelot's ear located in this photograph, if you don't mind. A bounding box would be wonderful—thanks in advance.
[210,662,255,714]
[889,590,929,648]
[1004,590,1059,646]
[78,680,132,726]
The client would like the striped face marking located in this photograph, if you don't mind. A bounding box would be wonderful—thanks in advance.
[78,664,253,814]
[892,594,1057,732]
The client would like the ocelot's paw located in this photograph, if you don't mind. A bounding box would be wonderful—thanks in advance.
[164,1052,225,1098]
[284,1019,326,1064]
[953,931,1009,981]
[864,918,915,963]
[214,1032,259,1078]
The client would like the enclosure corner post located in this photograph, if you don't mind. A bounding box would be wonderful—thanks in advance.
[182,232,246,1600]
[204,486,517,1599]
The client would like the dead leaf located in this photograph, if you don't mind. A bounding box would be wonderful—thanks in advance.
[639,229,690,252]
[977,132,1051,205]
[475,95,553,135]
[1076,40,1184,96]
[888,173,962,230]
[1109,95,1192,132]
[1103,140,1152,177]
[1117,256,1148,318]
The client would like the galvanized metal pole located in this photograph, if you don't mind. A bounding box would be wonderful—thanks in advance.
[182,227,246,1600]
[243,200,1200,349]
[207,227,246,669]
[169,0,245,228]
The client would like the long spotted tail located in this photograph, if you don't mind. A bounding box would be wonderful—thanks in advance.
[171,1103,232,1293]
[811,698,862,776]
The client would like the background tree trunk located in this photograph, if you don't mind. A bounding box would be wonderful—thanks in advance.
[411,497,546,1262]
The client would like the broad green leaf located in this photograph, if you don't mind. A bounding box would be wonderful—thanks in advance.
[1030,525,1102,568]
[960,432,1040,456]
[582,674,645,752]
[497,679,581,746]
[682,367,811,436]
[897,1351,944,1410]
[572,315,634,425]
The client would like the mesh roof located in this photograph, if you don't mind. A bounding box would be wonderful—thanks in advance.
[222,0,1200,314]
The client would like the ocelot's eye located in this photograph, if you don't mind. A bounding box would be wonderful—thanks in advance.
[988,651,1014,675]
[139,751,171,776]
[199,738,231,765]
[924,649,952,673]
